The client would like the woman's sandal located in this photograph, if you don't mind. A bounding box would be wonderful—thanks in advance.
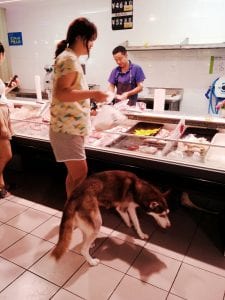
[0,187,10,198]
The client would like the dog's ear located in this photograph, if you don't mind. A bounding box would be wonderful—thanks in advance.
[149,201,159,209]
[162,189,171,199]
[135,179,143,191]
[149,201,166,213]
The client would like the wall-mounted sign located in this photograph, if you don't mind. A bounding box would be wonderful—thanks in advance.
[112,0,133,30]
[8,32,23,46]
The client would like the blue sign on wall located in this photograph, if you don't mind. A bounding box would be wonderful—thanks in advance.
[8,32,23,46]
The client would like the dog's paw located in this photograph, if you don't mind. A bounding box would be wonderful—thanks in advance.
[138,232,149,240]
[89,258,100,266]
[51,246,63,260]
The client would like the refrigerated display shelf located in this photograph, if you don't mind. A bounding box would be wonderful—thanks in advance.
[10,122,225,185]
[7,98,225,183]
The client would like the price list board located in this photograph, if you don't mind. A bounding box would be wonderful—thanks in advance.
[112,0,133,30]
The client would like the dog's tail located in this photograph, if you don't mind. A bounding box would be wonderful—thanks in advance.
[51,202,75,260]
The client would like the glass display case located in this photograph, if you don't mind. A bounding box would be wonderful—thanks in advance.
[9,98,225,185]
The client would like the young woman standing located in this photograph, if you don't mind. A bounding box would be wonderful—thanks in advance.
[50,17,108,199]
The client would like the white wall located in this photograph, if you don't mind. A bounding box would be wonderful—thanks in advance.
[1,0,225,115]
[129,48,225,115]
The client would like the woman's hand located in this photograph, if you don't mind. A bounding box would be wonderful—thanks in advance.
[8,75,19,88]
[10,81,19,89]
[91,90,108,103]
[5,75,19,94]
[216,100,225,110]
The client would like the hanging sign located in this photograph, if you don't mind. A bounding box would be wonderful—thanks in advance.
[8,32,23,46]
[112,0,133,30]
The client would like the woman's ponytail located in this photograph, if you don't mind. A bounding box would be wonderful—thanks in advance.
[55,39,68,58]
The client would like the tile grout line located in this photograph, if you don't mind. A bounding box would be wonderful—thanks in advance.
[105,231,167,299]
[0,268,27,295]
[164,210,204,298]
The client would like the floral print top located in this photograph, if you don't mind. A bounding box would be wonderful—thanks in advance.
[50,48,91,136]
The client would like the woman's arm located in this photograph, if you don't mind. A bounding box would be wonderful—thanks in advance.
[55,72,107,103]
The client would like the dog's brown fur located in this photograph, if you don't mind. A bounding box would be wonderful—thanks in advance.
[52,170,171,266]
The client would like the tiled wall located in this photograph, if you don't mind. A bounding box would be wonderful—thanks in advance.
[1,0,225,114]
[129,48,225,114]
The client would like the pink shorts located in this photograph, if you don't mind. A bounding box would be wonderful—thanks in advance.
[49,129,86,162]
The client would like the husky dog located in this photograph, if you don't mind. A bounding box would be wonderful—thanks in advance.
[52,170,171,266]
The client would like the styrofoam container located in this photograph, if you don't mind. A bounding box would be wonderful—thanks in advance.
[205,133,225,164]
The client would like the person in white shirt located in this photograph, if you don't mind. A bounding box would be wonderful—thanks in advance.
[0,42,18,198]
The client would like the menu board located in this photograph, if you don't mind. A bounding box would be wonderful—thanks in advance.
[112,0,133,30]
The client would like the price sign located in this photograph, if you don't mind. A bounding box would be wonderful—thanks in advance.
[112,0,133,30]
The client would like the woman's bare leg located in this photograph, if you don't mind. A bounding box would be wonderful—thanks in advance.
[0,139,12,188]
[64,159,88,199]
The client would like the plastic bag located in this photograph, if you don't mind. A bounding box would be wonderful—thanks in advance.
[161,119,185,156]
[92,105,127,131]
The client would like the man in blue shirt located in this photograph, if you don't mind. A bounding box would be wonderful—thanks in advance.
[108,45,146,106]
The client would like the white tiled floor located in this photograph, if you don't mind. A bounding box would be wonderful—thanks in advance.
[0,194,225,300]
